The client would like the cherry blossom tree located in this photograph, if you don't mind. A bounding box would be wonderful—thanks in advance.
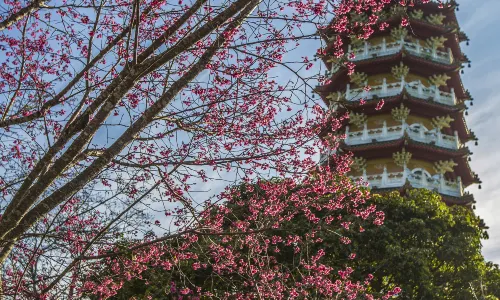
[86,177,391,299]
[0,0,432,298]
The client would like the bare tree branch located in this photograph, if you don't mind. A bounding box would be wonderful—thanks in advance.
[0,0,46,32]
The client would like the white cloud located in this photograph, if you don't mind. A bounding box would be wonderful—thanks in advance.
[457,0,500,263]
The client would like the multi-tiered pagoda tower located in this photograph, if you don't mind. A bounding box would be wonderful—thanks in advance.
[318,0,480,206]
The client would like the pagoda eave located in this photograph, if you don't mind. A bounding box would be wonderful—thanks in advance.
[359,16,463,55]
[413,0,458,14]
[341,51,458,74]
[320,1,466,57]
[333,95,470,142]
[405,16,463,57]
[339,138,470,160]
[339,92,463,115]
[408,18,455,35]
[318,55,468,99]
[339,139,476,185]
[457,156,481,187]
[318,98,470,144]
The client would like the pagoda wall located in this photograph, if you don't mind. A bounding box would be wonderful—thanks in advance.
[350,114,434,130]
[349,158,437,177]
[358,73,433,88]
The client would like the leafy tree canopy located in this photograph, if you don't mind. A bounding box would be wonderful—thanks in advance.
[107,188,500,300]
[348,189,497,300]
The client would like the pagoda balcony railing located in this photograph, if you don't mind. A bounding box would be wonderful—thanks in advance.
[351,166,464,197]
[345,77,457,106]
[344,121,461,150]
[347,38,454,65]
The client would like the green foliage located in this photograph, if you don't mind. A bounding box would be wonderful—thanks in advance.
[482,262,500,297]
[94,178,375,299]
[105,187,500,300]
[348,189,498,299]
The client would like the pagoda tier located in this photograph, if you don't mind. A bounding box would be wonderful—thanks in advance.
[339,137,478,185]
[321,17,469,69]
[320,1,468,65]
[318,55,469,101]
[318,0,479,204]
[318,93,475,144]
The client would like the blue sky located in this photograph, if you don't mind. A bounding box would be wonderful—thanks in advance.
[455,0,500,263]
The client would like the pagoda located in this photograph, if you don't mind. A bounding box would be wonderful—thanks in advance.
[317,0,480,206]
